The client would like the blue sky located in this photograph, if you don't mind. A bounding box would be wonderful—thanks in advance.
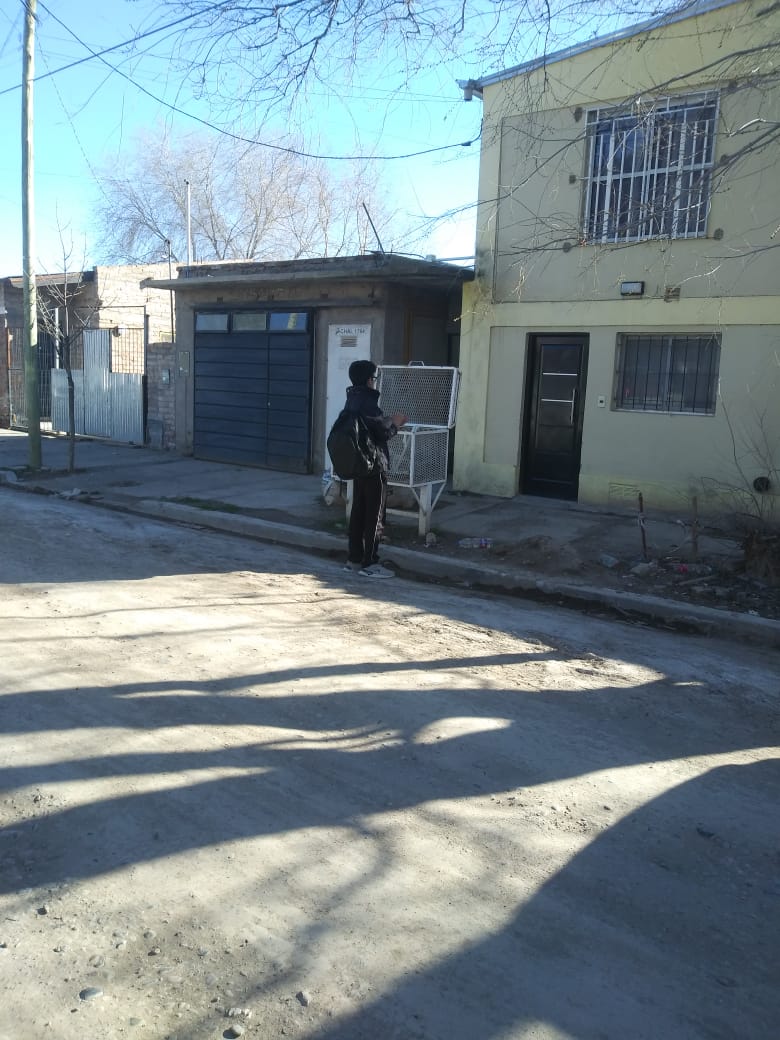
[0,0,492,275]
[0,0,655,276]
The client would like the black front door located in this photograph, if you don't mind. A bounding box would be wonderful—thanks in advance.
[521,334,588,500]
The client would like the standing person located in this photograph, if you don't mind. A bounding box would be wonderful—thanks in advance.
[343,359,407,579]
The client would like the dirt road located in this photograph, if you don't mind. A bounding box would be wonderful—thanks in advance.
[1,489,778,1040]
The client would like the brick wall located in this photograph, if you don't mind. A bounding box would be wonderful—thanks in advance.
[94,264,173,341]
[146,341,177,449]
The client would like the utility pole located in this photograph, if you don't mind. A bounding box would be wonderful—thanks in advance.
[22,0,41,469]
[165,238,175,342]
[184,180,192,264]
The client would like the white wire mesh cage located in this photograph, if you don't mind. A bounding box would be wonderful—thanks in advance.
[378,366,459,429]
[388,427,450,486]
[378,366,460,489]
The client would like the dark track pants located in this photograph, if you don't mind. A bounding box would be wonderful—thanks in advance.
[348,472,387,568]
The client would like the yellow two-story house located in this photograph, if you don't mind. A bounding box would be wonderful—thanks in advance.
[454,0,779,520]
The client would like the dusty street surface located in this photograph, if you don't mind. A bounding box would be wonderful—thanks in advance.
[1,489,778,1040]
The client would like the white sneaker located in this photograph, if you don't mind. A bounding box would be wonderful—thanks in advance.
[358,563,395,579]
[343,561,361,572]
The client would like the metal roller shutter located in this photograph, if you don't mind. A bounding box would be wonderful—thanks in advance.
[193,311,312,472]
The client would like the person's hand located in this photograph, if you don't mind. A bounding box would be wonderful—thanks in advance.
[392,413,408,428]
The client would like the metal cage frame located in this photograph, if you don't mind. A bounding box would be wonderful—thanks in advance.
[380,365,460,534]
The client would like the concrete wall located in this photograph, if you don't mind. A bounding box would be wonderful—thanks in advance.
[455,0,780,516]
[460,293,777,497]
[491,88,776,305]
[575,320,779,511]
[170,275,458,472]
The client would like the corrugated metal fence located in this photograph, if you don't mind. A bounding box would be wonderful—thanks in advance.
[51,328,145,443]
[8,325,145,444]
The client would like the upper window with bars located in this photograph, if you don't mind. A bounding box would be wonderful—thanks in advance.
[584,94,718,244]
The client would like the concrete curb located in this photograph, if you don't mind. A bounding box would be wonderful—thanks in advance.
[4,479,778,648]
[119,496,780,649]
[147,499,346,553]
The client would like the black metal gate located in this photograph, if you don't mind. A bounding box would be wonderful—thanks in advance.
[6,326,57,428]
[193,310,313,472]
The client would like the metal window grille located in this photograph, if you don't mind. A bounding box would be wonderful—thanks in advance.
[584,93,717,244]
[6,326,61,426]
[615,333,720,414]
[67,328,85,370]
[109,326,146,374]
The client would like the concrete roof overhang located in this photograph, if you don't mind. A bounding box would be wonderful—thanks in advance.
[141,253,474,295]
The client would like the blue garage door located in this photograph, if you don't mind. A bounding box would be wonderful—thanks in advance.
[193,310,313,472]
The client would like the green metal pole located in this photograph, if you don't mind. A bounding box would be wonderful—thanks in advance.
[22,0,41,469]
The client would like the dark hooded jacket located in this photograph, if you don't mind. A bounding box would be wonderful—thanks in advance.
[344,384,400,473]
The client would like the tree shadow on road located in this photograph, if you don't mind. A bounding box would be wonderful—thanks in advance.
[2,490,779,1037]
[1,654,778,1036]
[304,758,779,1040]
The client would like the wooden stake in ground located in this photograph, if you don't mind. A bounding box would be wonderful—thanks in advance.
[691,495,699,562]
[637,492,648,561]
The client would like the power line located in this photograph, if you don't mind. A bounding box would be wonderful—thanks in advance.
[35,30,114,211]
[18,2,481,164]
[0,0,232,97]
[0,4,20,63]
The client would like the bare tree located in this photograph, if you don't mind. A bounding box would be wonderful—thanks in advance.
[157,1,676,112]
[148,1,780,253]
[94,128,400,263]
[36,250,87,475]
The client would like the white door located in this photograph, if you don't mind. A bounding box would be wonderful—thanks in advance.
[324,323,371,473]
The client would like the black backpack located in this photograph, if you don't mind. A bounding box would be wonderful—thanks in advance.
[327,409,378,479]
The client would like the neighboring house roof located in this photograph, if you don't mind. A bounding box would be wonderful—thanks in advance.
[142,253,474,293]
[459,0,743,93]
[5,270,95,289]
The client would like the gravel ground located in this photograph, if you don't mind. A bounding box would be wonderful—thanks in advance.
[1,490,778,1040]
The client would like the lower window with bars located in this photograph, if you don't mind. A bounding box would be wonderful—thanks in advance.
[614,333,720,414]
